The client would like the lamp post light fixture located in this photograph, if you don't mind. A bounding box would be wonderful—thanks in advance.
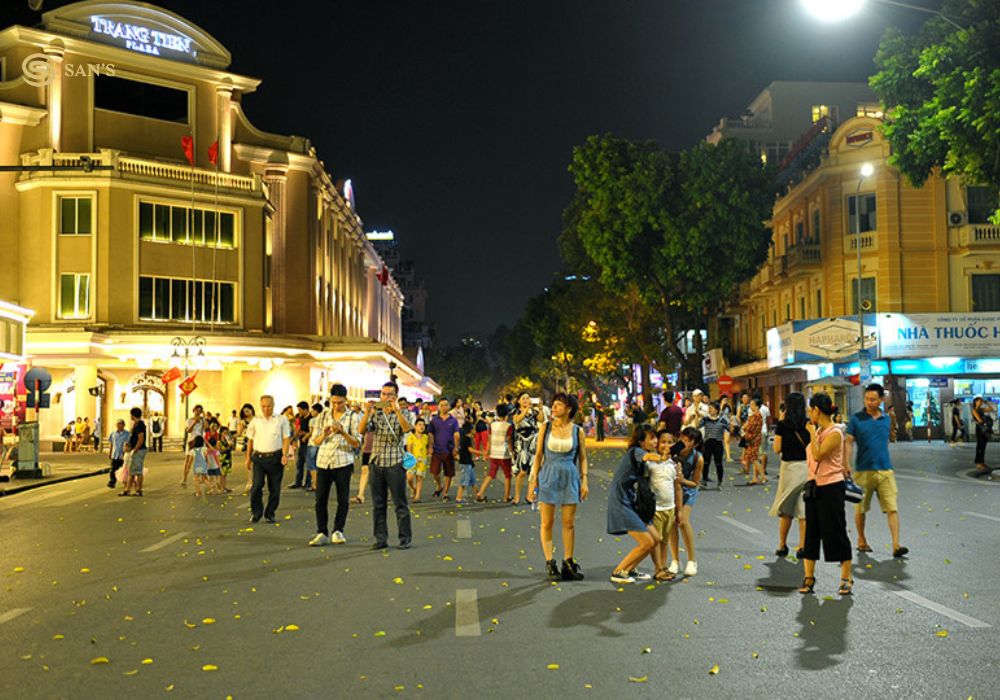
[801,0,965,30]
[855,163,874,387]
[170,336,206,426]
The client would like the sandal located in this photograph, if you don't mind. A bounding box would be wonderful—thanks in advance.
[775,545,789,557]
[475,496,486,503]
[351,495,364,504]
[799,576,816,594]
[838,577,854,596]
[432,489,442,498]
[856,544,872,553]
[654,568,675,582]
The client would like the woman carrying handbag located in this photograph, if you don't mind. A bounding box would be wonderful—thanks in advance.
[799,393,854,596]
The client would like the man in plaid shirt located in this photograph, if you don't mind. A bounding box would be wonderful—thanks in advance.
[308,383,361,547]
[358,381,413,549]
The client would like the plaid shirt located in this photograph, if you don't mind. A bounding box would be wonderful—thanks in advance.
[367,410,408,467]
[311,408,360,469]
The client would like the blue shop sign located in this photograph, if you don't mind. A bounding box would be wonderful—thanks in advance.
[831,357,1000,376]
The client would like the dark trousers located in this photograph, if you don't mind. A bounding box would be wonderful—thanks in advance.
[975,427,989,464]
[315,466,353,535]
[151,436,163,452]
[108,458,123,486]
[250,453,284,519]
[371,464,412,546]
[802,481,852,562]
[596,417,605,442]
[704,439,724,482]
[293,444,307,486]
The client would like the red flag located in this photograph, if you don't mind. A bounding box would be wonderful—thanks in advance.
[179,372,198,396]
[207,141,219,166]
[377,265,389,286]
[181,135,194,166]
[161,367,182,384]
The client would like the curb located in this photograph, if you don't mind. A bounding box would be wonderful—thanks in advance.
[0,467,109,498]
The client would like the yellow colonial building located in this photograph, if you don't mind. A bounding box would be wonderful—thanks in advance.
[0,1,437,442]
[722,115,1000,432]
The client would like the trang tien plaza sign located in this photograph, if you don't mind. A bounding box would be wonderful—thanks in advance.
[89,16,193,56]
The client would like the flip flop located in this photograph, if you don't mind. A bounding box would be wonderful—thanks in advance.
[856,544,873,553]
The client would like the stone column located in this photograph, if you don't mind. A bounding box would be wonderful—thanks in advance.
[262,164,289,333]
[216,84,234,173]
[44,45,65,152]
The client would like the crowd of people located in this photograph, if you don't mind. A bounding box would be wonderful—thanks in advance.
[95,379,1000,597]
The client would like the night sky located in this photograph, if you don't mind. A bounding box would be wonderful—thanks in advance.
[7,1,927,343]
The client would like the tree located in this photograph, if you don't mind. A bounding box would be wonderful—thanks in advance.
[870,0,1000,220]
[426,341,492,400]
[563,134,774,390]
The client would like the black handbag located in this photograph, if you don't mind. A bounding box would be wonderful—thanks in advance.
[802,479,818,502]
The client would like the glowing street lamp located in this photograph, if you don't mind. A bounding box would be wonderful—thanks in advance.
[800,0,965,30]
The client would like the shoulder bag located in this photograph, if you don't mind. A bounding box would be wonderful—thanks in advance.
[632,450,657,523]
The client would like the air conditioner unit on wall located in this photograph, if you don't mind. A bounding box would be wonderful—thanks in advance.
[948,211,968,227]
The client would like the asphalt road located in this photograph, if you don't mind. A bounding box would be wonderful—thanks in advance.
[1,440,998,699]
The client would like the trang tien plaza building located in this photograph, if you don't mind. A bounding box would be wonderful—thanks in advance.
[0,1,438,444]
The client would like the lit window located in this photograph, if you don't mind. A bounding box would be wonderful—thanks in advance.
[811,105,830,123]
[972,275,1000,312]
[59,273,90,318]
[138,201,238,248]
[139,275,235,323]
[59,196,92,235]
[847,193,877,233]
[856,103,884,119]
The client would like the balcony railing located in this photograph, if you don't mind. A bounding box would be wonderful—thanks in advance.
[771,254,787,279]
[786,242,822,270]
[18,149,262,194]
[846,231,877,252]
[957,224,1000,247]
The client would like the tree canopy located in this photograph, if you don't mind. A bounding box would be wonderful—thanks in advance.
[870,0,1000,219]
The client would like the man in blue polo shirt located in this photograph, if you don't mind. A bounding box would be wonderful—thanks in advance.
[846,383,909,558]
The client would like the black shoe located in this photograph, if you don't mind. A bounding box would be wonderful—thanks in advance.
[546,559,560,580]
[561,558,584,581]
[775,546,789,557]
[397,541,411,550]
[795,548,804,559]
[289,484,301,489]
[265,516,276,523]
[371,542,388,550]
[249,516,261,523]
[893,546,909,558]
[107,481,116,489]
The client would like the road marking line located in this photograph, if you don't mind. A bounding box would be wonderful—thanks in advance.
[4,489,69,506]
[455,589,481,637]
[886,587,990,629]
[56,485,111,506]
[140,531,191,553]
[0,608,32,625]
[457,518,472,539]
[894,473,949,485]
[717,515,762,535]
[962,511,1000,524]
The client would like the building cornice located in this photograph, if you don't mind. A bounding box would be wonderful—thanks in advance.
[0,100,48,126]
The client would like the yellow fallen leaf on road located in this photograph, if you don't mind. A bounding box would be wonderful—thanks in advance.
[142,658,153,665]
[80,568,91,574]
[936,629,949,638]
[91,657,110,665]
[285,624,300,631]
[547,663,560,670]
[374,631,386,637]
[124,669,138,676]
[628,676,648,683]
[202,618,216,625]
[393,577,404,585]
[53,634,65,640]
[165,685,174,692]
[184,621,197,629]
[709,664,720,675]
[13,566,25,573]
[442,555,453,561]
[202,664,219,671]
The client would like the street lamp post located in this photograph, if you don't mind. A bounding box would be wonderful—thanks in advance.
[170,336,206,432]
[855,163,874,388]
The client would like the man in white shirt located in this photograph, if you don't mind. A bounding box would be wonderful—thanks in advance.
[684,389,710,429]
[181,404,205,486]
[308,384,361,546]
[245,395,292,523]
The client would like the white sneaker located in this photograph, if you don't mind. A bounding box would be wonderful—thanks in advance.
[667,560,680,575]
[308,533,330,547]
[684,560,698,576]
[628,570,653,581]
[610,570,635,584]
[330,531,347,544]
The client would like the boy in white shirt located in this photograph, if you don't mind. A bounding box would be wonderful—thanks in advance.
[650,430,684,581]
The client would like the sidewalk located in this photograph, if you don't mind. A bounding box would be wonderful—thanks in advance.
[0,449,182,497]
